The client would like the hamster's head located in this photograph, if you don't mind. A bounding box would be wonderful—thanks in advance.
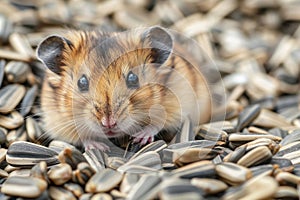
[37,26,182,143]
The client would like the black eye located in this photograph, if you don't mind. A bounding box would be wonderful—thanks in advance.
[77,75,89,92]
[126,71,139,89]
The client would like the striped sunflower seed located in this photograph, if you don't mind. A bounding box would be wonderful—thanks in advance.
[85,168,123,193]
[1,176,47,198]
[49,186,76,200]
[6,141,59,166]
[215,162,252,185]
[191,178,228,194]
[237,145,272,167]
[48,163,72,185]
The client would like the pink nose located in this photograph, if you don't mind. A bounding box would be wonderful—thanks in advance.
[101,116,116,128]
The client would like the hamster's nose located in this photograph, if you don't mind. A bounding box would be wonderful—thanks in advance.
[101,116,116,128]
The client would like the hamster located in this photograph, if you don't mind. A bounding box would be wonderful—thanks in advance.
[37,26,212,151]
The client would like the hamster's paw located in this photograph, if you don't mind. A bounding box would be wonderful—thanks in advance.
[83,140,110,152]
[133,129,155,145]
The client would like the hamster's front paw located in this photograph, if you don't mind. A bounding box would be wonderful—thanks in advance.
[83,140,110,152]
[133,127,156,145]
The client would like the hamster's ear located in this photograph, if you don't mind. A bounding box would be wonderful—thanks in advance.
[142,26,173,64]
[36,35,72,74]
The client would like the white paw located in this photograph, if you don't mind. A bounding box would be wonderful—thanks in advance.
[83,140,110,152]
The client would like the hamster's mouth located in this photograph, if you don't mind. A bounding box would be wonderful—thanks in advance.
[105,131,116,136]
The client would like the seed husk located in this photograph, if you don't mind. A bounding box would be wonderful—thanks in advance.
[0,84,25,114]
[0,111,24,129]
[72,162,95,185]
[58,147,87,170]
[118,151,161,173]
[159,179,204,200]
[91,193,113,200]
[191,178,228,194]
[84,149,107,172]
[6,141,59,166]
[173,147,221,166]
[30,161,48,181]
[249,164,275,177]
[129,140,167,160]
[1,176,47,198]
[274,186,298,199]
[172,161,216,179]
[126,174,161,200]
[216,162,252,185]
[276,171,300,186]
[48,163,72,185]
[236,104,261,131]
[20,85,38,116]
[0,59,5,87]
[120,173,140,194]
[222,176,278,200]
[85,168,123,193]
[49,186,76,200]
[237,145,273,167]
[5,61,30,83]
[253,108,291,128]
[26,117,42,142]
[64,183,84,197]
[196,126,228,142]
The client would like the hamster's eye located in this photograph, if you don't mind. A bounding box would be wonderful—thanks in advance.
[77,75,89,92]
[126,71,139,89]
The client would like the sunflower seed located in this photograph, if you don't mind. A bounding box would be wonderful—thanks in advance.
[274,186,298,199]
[5,61,30,83]
[8,168,31,177]
[236,104,261,131]
[72,162,95,185]
[91,193,113,200]
[276,171,300,186]
[49,186,76,200]
[84,149,107,172]
[237,145,272,167]
[249,164,274,177]
[0,127,6,145]
[0,60,5,87]
[58,147,87,170]
[6,141,59,166]
[270,157,294,172]
[118,151,161,173]
[9,32,35,59]
[172,161,216,179]
[107,157,126,169]
[48,163,72,185]
[85,168,123,193]
[172,147,221,166]
[159,179,204,200]
[0,14,12,44]
[26,117,42,143]
[253,108,291,128]
[191,178,228,194]
[280,129,300,146]
[215,162,252,185]
[127,174,161,200]
[0,84,25,114]
[64,183,84,197]
[223,145,247,162]
[20,85,38,116]
[129,140,167,160]
[1,176,47,198]
[48,140,78,154]
[196,126,228,142]
[120,173,140,194]
[30,161,48,181]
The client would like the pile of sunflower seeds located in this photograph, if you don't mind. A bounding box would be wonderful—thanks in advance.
[0,0,300,199]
